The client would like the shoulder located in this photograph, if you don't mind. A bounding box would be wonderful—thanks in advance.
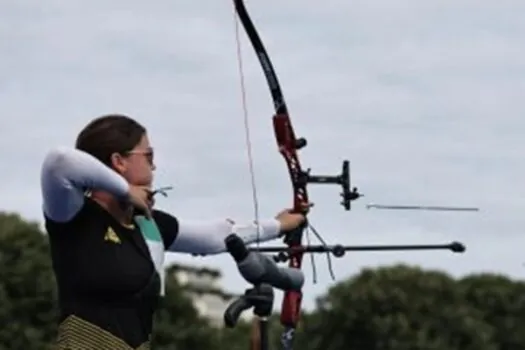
[152,209,179,249]
[44,197,104,235]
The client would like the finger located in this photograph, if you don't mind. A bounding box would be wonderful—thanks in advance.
[143,203,152,218]
[148,197,156,209]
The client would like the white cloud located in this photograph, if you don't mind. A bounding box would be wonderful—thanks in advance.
[1,0,524,313]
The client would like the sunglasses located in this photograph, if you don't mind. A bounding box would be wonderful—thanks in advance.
[125,149,154,165]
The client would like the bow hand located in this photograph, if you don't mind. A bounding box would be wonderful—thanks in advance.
[275,209,308,235]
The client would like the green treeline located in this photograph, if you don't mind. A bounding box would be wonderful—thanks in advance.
[1,211,524,350]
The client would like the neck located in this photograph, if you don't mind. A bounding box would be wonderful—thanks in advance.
[90,191,133,225]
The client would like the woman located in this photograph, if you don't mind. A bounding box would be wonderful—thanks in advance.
[40,114,306,350]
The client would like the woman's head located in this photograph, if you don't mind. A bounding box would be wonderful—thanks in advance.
[75,114,155,187]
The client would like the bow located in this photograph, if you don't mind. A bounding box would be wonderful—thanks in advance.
[233,1,360,347]
[232,1,466,349]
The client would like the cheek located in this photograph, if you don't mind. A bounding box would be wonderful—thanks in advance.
[123,164,153,186]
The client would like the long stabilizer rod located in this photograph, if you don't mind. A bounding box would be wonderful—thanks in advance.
[366,204,480,212]
[249,241,466,263]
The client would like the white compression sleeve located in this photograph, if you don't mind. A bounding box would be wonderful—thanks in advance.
[40,147,130,222]
[168,218,281,255]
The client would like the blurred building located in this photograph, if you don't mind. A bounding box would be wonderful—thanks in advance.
[170,263,254,327]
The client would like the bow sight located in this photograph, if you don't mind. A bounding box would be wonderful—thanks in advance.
[296,158,361,210]
[276,119,362,210]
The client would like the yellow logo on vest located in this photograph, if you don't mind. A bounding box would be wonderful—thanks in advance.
[104,227,121,244]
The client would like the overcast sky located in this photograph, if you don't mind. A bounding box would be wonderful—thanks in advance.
[1,0,524,311]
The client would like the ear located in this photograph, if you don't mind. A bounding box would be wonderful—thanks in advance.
[110,152,127,174]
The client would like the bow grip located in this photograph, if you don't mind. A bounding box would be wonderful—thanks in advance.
[224,296,252,328]
[280,218,308,245]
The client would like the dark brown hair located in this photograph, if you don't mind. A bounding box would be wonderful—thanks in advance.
[75,114,146,167]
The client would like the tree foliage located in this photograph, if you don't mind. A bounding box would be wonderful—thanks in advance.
[295,265,525,350]
[0,212,58,350]
[1,211,525,350]
[152,266,252,349]
[459,274,525,350]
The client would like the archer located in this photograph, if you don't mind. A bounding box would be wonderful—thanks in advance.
[39,114,306,349]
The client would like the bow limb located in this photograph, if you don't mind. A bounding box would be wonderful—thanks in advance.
[233,0,307,348]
